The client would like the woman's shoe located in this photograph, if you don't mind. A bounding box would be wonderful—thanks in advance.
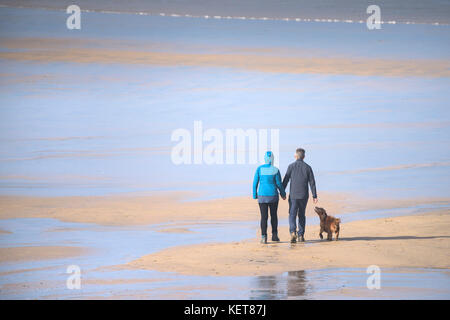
[272,233,280,242]
[260,235,267,244]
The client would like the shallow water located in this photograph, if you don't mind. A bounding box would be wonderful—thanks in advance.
[0,204,448,299]
[0,6,449,200]
[0,4,449,300]
[3,0,450,25]
[248,268,450,300]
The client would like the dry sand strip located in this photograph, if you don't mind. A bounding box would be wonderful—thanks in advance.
[123,210,450,276]
[0,246,89,263]
[1,49,448,78]
[0,191,448,226]
[1,37,450,78]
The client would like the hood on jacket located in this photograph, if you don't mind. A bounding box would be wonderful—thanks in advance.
[264,151,274,165]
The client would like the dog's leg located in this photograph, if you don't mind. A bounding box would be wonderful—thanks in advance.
[335,230,339,241]
[319,227,323,240]
[327,232,332,241]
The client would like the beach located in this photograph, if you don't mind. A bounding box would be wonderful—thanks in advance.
[125,208,450,277]
[0,2,449,299]
[1,191,447,226]
[0,191,449,299]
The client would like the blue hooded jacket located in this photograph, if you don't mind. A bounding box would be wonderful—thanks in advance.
[253,151,286,199]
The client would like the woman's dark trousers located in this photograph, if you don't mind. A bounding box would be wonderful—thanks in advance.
[258,201,279,236]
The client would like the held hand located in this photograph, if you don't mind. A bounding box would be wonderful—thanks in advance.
[313,197,318,204]
[281,195,286,200]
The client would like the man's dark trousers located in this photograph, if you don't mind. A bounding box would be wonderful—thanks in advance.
[289,197,308,236]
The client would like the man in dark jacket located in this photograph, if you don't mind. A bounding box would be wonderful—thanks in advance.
[282,148,318,243]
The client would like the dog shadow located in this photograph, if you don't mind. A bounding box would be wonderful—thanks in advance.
[310,235,450,242]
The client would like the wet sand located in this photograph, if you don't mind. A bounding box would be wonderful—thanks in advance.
[156,227,196,234]
[0,246,88,263]
[124,209,450,276]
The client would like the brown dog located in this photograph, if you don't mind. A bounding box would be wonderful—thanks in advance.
[314,207,341,241]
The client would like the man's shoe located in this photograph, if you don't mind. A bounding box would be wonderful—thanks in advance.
[272,233,280,242]
[290,232,297,243]
[299,235,305,242]
[260,235,267,244]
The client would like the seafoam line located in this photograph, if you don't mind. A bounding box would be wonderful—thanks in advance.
[0,4,448,27]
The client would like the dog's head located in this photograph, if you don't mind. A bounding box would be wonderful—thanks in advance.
[314,207,327,219]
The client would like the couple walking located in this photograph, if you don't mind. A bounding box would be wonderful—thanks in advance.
[252,148,317,244]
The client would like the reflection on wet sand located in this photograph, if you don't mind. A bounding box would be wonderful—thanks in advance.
[250,270,309,299]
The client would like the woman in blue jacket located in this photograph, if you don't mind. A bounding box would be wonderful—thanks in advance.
[253,151,286,243]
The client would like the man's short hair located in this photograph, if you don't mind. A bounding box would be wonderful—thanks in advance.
[296,148,305,160]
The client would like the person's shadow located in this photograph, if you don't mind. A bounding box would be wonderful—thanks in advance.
[265,235,450,245]
[307,235,450,242]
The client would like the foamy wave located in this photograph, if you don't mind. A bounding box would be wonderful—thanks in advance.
[90,10,450,27]
[0,4,448,27]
